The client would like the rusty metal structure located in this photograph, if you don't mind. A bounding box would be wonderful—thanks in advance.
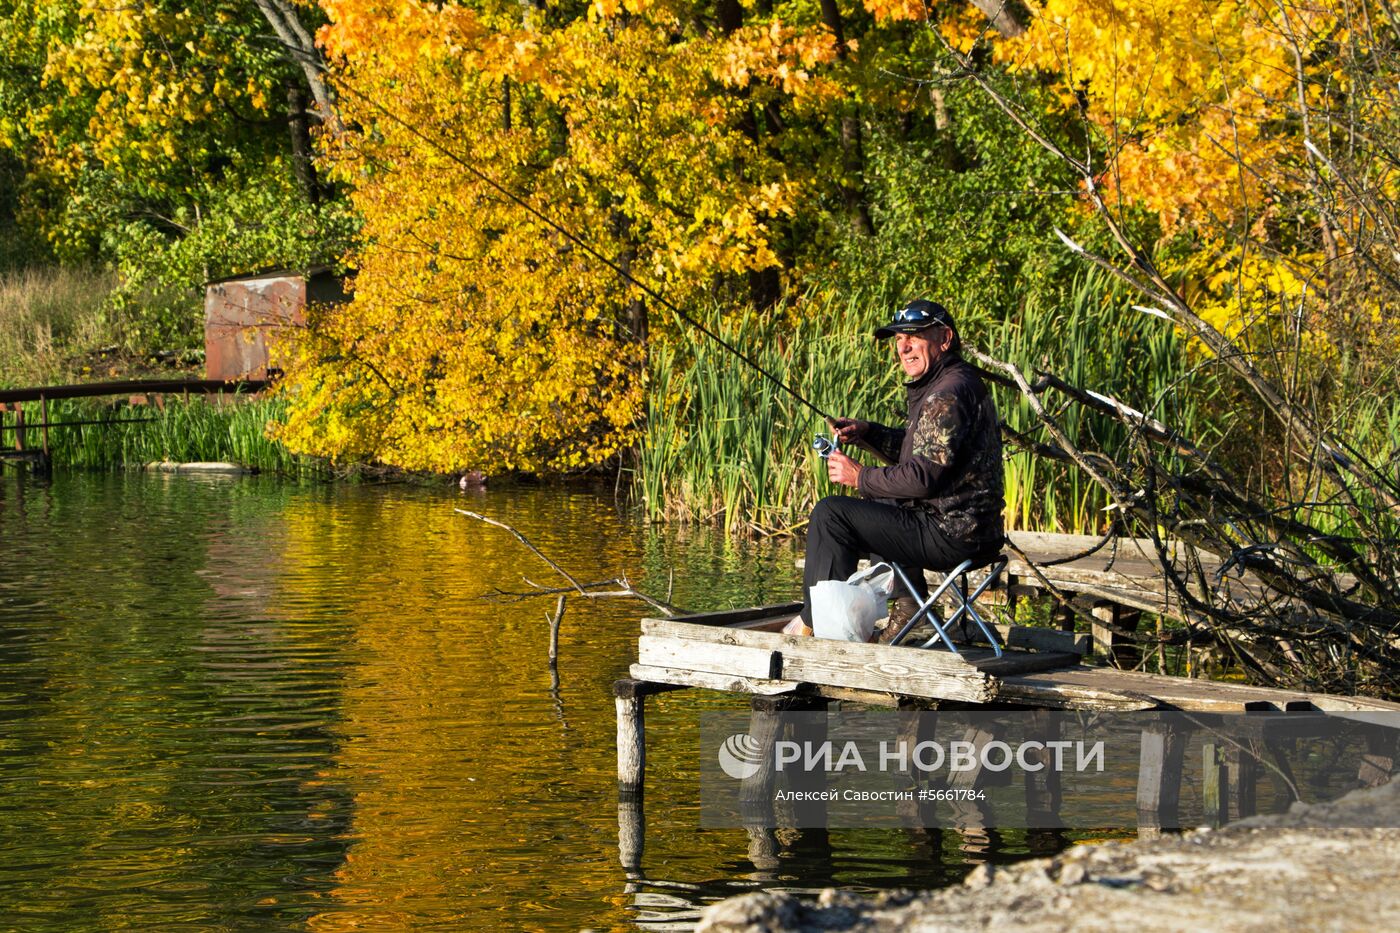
[203,266,347,381]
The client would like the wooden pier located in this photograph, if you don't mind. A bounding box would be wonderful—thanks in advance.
[614,538,1400,873]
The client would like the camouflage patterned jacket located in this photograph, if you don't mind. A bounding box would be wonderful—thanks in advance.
[856,353,1005,548]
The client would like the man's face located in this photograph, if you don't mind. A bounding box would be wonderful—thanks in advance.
[894,325,951,380]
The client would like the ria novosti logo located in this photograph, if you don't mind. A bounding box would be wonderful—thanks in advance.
[717,733,764,779]
[714,734,1107,780]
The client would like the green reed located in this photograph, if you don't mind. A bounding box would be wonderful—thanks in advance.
[1,394,318,475]
[641,296,902,535]
[640,272,1205,535]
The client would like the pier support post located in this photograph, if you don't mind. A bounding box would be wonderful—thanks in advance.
[1265,739,1300,809]
[739,694,823,816]
[1136,721,1185,839]
[894,699,936,828]
[1024,709,1063,827]
[1203,743,1229,827]
[1227,742,1260,820]
[1359,727,1397,788]
[949,722,1004,791]
[739,694,817,873]
[1091,602,1142,669]
[785,697,831,830]
[613,678,686,876]
[616,694,646,799]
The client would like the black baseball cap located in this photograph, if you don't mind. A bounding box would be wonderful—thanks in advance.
[873,299,956,339]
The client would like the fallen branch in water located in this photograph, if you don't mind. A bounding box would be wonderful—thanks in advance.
[455,508,587,592]
[455,509,684,618]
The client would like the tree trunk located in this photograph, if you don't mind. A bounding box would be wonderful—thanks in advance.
[720,0,785,309]
[969,0,1031,37]
[818,0,875,236]
[610,208,647,342]
[287,82,320,205]
[253,0,343,136]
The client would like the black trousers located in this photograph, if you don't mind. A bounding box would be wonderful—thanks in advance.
[800,496,981,624]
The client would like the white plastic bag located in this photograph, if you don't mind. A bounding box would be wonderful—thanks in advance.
[811,562,896,642]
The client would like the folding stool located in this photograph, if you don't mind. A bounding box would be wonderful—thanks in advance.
[885,552,1008,657]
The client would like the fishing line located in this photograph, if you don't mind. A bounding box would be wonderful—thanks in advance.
[334,80,836,424]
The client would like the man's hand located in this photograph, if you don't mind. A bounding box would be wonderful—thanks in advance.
[830,417,870,444]
[826,449,862,488]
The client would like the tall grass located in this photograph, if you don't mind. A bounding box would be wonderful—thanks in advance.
[2,394,317,475]
[0,266,118,387]
[640,271,1207,535]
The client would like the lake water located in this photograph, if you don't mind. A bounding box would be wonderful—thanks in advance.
[0,471,1083,930]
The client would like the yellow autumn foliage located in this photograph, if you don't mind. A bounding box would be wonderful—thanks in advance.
[274,0,846,472]
[979,0,1397,358]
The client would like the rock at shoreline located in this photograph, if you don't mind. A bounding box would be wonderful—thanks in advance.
[697,779,1400,932]
[145,461,252,474]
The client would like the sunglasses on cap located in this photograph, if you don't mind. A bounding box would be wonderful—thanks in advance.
[873,300,955,339]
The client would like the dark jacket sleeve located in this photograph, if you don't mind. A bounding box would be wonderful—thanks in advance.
[858,391,968,500]
[863,422,904,464]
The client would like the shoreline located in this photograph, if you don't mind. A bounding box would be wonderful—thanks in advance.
[697,778,1400,931]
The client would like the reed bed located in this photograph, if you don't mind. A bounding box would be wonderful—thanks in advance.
[640,273,1204,536]
[2,394,316,475]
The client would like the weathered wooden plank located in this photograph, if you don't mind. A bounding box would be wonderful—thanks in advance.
[613,678,689,700]
[993,679,1160,711]
[778,652,997,703]
[803,684,910,708]
[647,616,1075,673]
[637,635,782,680]
[998,666,1400,713]
[993,624,1090,656]
[628,663,797,695]
[970,650,1080,676]
[640,620,1000,700]
[642,618,980,670]
[639,639,997,701]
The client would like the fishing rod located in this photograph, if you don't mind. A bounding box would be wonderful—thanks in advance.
[335,81,836,425]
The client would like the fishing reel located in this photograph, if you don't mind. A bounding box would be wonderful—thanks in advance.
[813,434,840,459]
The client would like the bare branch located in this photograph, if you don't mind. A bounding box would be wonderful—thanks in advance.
[455,509,682,616]
[456,508,588,592]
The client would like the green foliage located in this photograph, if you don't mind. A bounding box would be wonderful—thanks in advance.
[1,0,351,358]
[101,161,357,353]
[838,83,1080,314]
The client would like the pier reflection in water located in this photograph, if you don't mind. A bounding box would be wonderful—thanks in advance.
[617,692,1393,926]
[2,471,1102,931]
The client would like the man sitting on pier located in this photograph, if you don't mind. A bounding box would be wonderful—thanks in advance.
[797,299,1005,642]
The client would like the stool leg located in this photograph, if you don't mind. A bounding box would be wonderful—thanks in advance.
[888,564,961,654]
[918,560,1006,657]
[962,561,1006,657]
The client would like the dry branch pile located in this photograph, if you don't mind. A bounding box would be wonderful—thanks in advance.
[934,9,1400,698]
